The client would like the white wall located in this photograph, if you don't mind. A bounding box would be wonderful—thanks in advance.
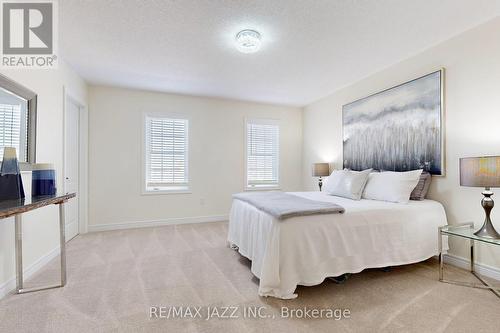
[88,86,303,230]
[0,61,88,297]
[303,17,500,269]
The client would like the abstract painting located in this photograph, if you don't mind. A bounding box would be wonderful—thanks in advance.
[342,69,444,175]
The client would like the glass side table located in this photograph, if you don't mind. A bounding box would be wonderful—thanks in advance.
[439,223,500,298]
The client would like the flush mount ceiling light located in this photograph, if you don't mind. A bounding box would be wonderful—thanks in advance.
[235,30,261,53]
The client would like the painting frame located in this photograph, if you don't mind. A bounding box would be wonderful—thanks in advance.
[342,68,445,176]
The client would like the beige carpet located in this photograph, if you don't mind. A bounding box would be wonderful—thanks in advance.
[1,221,500,332]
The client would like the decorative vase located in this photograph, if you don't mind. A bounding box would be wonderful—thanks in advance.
[0,147,25,200]
[32,163,56,196]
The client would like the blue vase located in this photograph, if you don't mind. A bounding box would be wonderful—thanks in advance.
[32,164,56,196]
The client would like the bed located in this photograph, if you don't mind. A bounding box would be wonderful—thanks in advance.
[227,191,448,299]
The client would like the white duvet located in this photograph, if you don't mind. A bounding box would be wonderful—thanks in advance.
[228,192,448,299]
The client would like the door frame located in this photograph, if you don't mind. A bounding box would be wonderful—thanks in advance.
[63,86,88,235]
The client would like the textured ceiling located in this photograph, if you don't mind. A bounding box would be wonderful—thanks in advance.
[60,0,500,106]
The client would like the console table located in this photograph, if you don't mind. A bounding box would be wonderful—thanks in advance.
[439,223,500,298]
[0,193,76,294]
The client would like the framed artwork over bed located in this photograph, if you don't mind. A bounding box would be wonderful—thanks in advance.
[342,69,445,175]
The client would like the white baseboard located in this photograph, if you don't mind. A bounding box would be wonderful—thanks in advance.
[444,253,500,281]
[88,215,229,232]
[0,245,61,300]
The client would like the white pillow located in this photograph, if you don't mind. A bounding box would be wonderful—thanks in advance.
[324,169,372,200]
[362,170,423,203]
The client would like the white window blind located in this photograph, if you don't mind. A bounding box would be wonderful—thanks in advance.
[145,116,189,191]
[0,103,27,161]
[246,120,279,188]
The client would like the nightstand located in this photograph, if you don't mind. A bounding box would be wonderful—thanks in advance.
[438,223,500,298]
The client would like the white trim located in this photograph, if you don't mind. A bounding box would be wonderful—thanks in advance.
[63,87,88,234]
[244,186,281,192]
[245,118,280,126]
[88,215,229,232]
[0,245,60,300]
[141,189,192,195]
[443,253,500,281]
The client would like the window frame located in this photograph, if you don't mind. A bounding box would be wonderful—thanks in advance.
[142,112,191,195]
[245,118,280,191]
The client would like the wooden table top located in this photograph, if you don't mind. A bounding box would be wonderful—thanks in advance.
[0,193,76,219]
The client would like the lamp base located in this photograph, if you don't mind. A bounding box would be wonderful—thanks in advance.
[474,224,500,239]
[474,188,500,239]
[318,177,323,192]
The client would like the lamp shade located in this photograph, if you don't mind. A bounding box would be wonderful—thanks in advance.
[460,156,500,188]
[312,163,330,177]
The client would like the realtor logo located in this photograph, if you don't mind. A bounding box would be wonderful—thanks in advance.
[1,0,58,68]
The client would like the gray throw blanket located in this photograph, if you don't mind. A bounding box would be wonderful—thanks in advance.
[233,191,345,220]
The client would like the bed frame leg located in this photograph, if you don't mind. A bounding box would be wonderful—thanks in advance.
[329,273,351,284]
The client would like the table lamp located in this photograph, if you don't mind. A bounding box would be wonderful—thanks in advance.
[460,156,500,239]
[312,163,330,191]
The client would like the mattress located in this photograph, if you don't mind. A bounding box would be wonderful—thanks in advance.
[227,191,449,299]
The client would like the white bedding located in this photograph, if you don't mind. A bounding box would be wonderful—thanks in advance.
[227,191,448,299]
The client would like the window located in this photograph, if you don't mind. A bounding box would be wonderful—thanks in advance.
[144,115,189,193]
[0,102,27,161]
[246,119,279,189]
[0,75,37,164]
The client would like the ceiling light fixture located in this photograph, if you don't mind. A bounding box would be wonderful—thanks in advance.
[235,30,261,54]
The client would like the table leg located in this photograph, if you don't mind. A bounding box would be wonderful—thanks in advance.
[470,238,474,273]
[59,203,67,287]
[15,202,68,294]
[15,214,23,292]
[438,226,443,281]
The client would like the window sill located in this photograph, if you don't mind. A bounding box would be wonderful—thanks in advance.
[244,186,281,192]
[142,188,191,195]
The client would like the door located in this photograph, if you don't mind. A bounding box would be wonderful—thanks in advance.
[64,97,80,241]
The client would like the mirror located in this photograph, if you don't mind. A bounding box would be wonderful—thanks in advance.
[0,74,37,166]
